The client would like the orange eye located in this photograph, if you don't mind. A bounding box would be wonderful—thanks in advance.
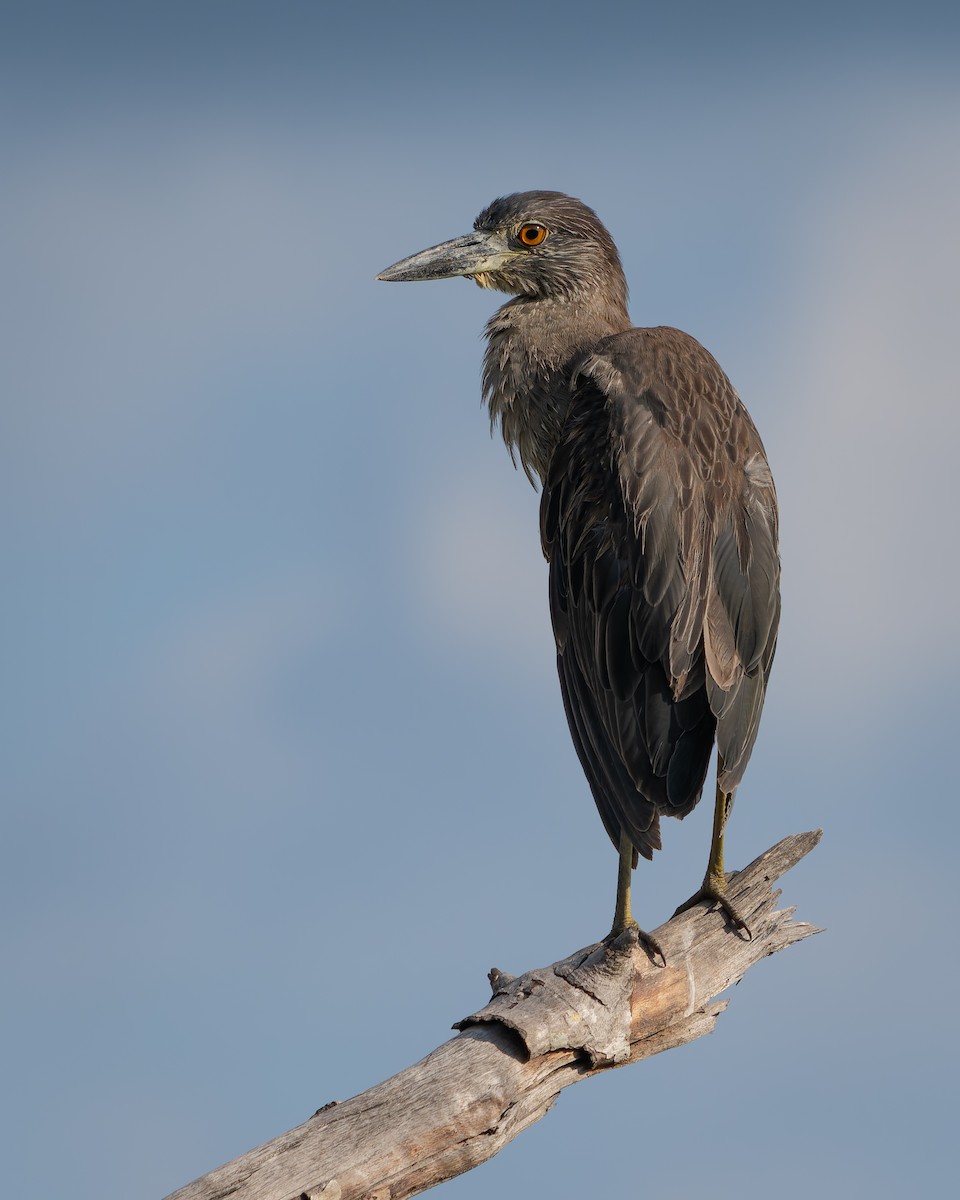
[518,223,548,247]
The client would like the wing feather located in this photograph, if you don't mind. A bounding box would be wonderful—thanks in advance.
[541,327,779,855]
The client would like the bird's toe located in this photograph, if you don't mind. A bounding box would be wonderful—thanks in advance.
[673,875,752,939]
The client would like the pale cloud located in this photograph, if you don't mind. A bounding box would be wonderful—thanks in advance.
[411,463,555,681]
[97,561,345,807]
[775,112,960,714]
[140,562,338,732]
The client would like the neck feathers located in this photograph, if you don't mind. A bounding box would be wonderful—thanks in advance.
[483,291,630,483]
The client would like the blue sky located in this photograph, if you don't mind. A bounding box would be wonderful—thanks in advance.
[3,3,959,1197]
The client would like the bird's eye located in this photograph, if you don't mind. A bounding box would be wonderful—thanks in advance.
[518,223,548,247]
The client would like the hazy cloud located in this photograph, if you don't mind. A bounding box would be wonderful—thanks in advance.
[776,113,960,712]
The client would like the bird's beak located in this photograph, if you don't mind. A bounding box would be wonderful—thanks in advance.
[376,231,513,282]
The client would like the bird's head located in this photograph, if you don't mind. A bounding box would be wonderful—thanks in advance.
[377,191,628,306]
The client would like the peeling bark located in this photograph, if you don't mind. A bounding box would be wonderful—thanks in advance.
[163,832,822,1200]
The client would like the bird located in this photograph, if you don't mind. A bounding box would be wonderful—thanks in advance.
[377,191,780,959]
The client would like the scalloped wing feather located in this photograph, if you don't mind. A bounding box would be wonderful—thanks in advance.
[541,327,779,853]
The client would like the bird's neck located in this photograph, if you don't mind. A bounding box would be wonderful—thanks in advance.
[483,291,630,483]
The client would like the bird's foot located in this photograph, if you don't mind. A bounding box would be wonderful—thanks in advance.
[603,919,666,967]
[673,873,752,939]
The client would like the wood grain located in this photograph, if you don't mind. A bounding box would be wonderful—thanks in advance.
[164,832,822,1200]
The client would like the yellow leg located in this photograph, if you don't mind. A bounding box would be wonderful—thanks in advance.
[608,829,665,965]
[674,760,751,936]
[611,828,635,935]
[704,777,733,895]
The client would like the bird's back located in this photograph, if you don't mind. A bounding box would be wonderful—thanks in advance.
[541,327,780,859]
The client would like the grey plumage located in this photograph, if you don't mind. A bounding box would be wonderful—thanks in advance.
[378,191,780,925]
[542,325,779,860]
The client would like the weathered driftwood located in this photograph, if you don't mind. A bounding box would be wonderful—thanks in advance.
[165,831,821,1200]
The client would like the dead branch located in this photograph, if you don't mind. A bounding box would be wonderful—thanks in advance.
[163,831,822,1200]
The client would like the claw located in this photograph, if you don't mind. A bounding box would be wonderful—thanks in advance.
[604,920,667,967]
[673,879,752,939]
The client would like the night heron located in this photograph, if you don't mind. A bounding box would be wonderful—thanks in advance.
[377,192,780,958]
